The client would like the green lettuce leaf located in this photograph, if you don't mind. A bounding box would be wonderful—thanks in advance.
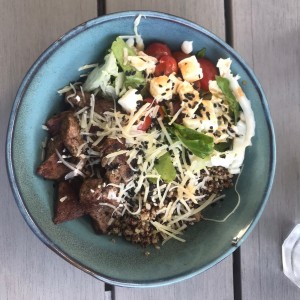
[83,52,118,93]
[214,141,232,152]
[173,123,214,158]
[154,153,176,183]
[111,37,145,89]
[216,76,240,123]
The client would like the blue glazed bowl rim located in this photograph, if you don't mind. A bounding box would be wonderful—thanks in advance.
[6,10,276,287]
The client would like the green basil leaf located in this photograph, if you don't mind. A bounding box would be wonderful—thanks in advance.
[214,141,232,152]
[173,123,214,158]
[154,153,176,183]
[216,76,240,123]
[196,47,206,58]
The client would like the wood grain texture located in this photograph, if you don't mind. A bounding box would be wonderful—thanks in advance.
[0,1,103,299]
[231,0,300,299]
[106,0,225,39]
[106,1,233,299]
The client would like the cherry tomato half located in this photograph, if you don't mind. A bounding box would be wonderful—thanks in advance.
[172,51,190,63]
[171,99,182,115]
[137,115,152,131]
[138,97,167,131]
[154,55,178,77]
[197,58,218,91]
[145,42,171,59]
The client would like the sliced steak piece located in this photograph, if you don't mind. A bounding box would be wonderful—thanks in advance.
[79,178,119,213]
[100,138,126,157]
[65,90,114,113]
[79,178,103,212]
[117,164,133,183]
[61,112,85,157]
[99,138,133,184]
[94,98,114,115]
[53,180,85,224]
[105,168,122,184]
[106,164,133,184]
[37,152,70,180]
[46,111,71,136]
[45,135,64,159]
[65,89,91,108]
[90,207,115,234]
[101,185,119,204]
[105,165,133,184]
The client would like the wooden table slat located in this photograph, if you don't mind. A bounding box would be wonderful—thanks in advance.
[231,0,300,299]
[106,0,225,39]
[0,1,105,299]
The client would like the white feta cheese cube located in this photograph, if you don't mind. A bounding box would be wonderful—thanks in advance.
[178,55,203,83]
[177,81,200,102]
[182,99,218,133]
[118,89,142,113]
[168,73,182,94]
[199,100,218,132]
[149,75,173,102]
[177,81,201,117]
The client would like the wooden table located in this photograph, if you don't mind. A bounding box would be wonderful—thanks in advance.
[1,0,299,299]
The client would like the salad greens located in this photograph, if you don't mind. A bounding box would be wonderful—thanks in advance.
[83,52,118,94]
[216,76,240,123]
[83,37,145,97]
[196,47,206,58]
[111,37,145,89]
[214,141,232,152]
[172,123,214,159]
[154,153,177,183]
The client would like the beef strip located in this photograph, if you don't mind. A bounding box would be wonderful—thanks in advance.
[89,207,115,234]
[65,90,91,108]
[106,164,133,184]
[37,152,70,180]
[100,137,126,155]
[45,135,64,159]
[79,178,119,213]
[46,111,71,136]
[65,89,114,114]
[61,112,85,157]
[53,180,85,224]
[94,98,114,115]
[99,138,133,184]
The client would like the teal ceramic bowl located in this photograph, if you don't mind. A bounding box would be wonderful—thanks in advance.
[6,11,276,287]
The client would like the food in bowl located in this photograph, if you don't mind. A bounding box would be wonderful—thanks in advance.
[37,16,255,247]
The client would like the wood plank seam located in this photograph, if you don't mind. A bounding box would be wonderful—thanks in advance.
[224,1,243,299]
[105,282,114,300]
[233,248,242,300]
[224,0,233,47]
[98,0,106,16]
